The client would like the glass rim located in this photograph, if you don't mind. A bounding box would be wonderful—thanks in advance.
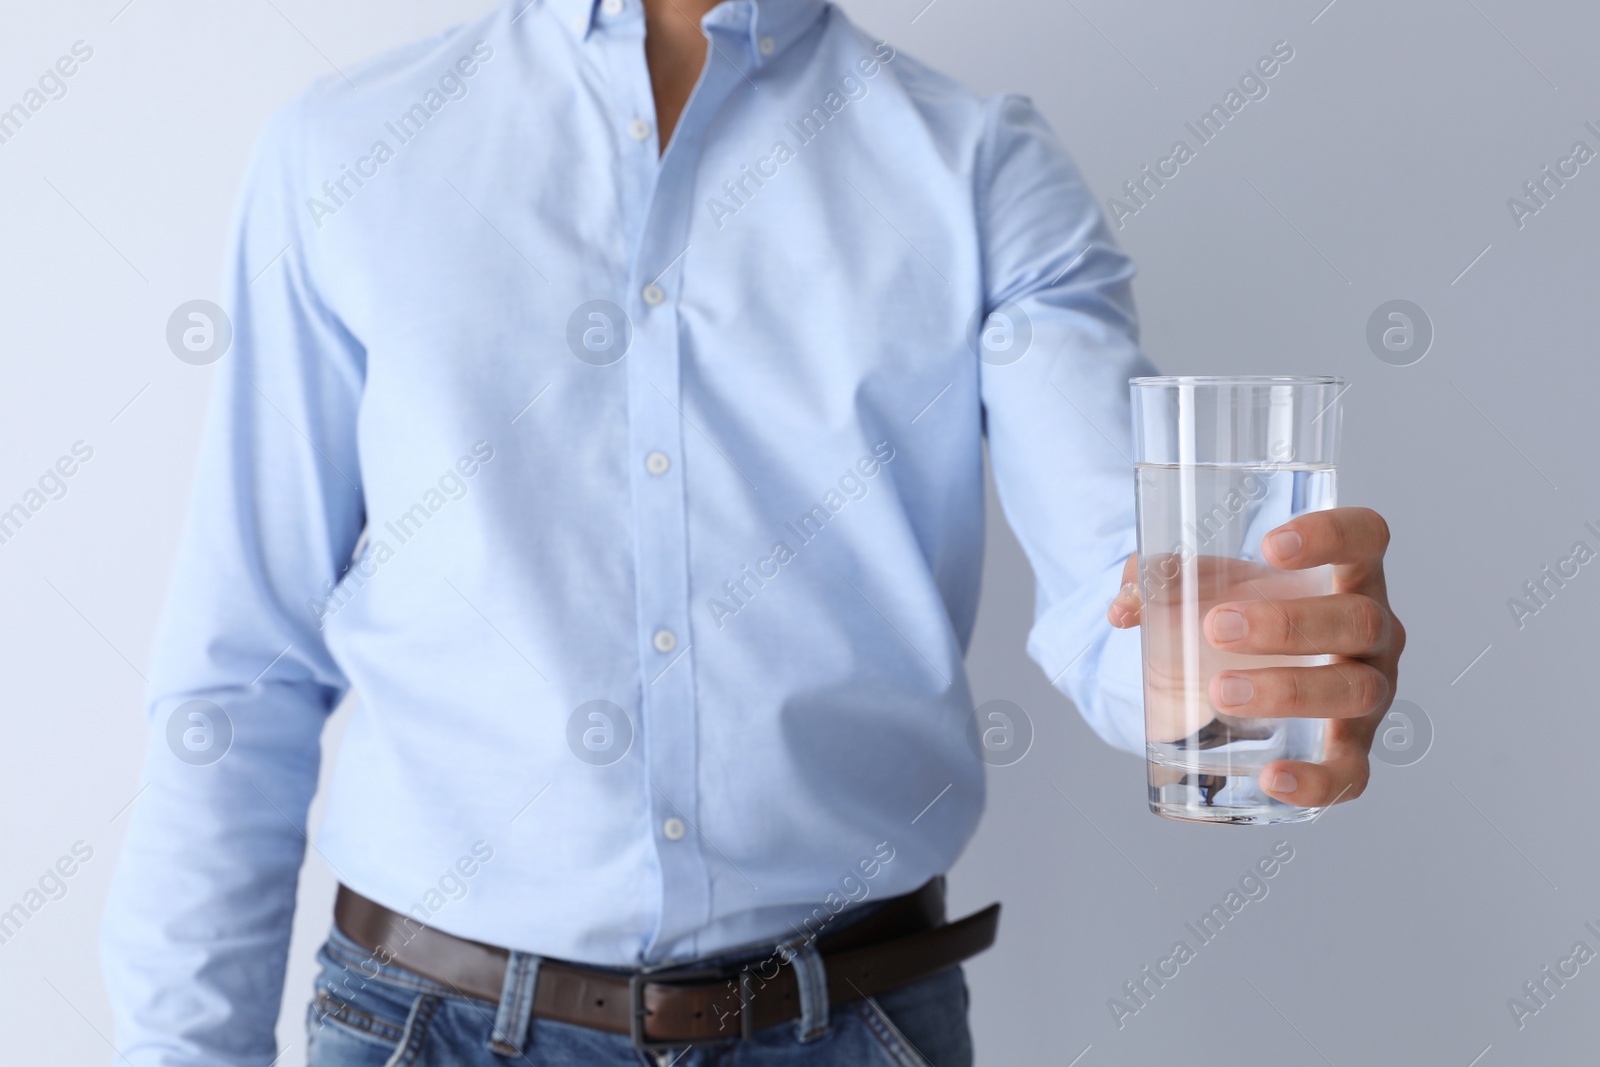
[1130,374,1345,387]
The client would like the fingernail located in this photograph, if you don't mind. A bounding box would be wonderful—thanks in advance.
[1115,582,1138,603]
[1266,769,1298,794]
[1217,675,1253,707]
[1212,609,1248,641]
[1268,530,1303,560]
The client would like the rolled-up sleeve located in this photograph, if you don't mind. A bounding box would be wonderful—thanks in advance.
[975,93,1152,757]
[100,97,367,1067]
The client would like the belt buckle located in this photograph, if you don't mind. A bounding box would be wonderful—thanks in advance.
[628,961,756,1052]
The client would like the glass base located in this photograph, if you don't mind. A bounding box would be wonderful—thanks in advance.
[1147,770,1322,825]
[1149,797,1323,825]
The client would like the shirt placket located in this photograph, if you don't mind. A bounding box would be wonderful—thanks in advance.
[596,0,756,962]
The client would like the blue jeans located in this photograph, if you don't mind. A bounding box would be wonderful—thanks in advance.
[307,924,974,1066]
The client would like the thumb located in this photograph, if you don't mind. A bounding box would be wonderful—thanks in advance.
[1108,553,1141,628]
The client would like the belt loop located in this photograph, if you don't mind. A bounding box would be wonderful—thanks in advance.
[488,950,541,1057]
[787,940,829,1043]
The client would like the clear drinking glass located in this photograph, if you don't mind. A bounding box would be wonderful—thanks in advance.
[1131,375,1343,825]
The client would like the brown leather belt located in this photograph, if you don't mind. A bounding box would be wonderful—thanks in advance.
[332,878,999,1050]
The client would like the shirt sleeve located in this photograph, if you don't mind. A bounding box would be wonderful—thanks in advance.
[974,93,1153,757]
[100,97,367,1067]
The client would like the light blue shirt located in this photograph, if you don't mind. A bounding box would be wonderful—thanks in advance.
[101,0,1152,1061]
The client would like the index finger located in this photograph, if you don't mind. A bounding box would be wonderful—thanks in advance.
[1264,506,1390,590]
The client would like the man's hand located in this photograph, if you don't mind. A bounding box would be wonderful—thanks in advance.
[1107,507,1405,810]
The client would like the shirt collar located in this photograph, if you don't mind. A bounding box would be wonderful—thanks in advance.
[537,0,827,67]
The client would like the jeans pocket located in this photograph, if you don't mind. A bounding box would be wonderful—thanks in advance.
[855,997,935,1067]
[854,966,973,1067]
[307,942,442,1067]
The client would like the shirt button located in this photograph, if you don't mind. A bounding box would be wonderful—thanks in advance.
[662,817,686,841]
[641,283,665,306]
[758,35,775,56]
[627,118,651,141]
[653,629,677,654]
[645,451,671,476]
[601,0,623,13]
